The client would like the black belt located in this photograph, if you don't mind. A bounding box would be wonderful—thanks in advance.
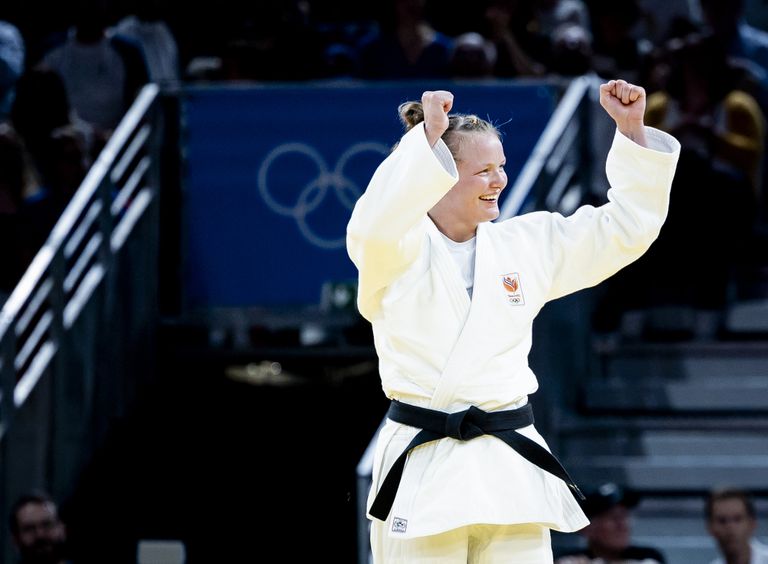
[369,400,585,521]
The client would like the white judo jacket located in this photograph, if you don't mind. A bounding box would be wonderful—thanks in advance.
[347,122,680,539]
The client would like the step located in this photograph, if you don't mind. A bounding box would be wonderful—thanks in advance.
[565,454,768,492]
[587,340,768,411]
[727,299,768,333]
[558,412,768,433]
[597,341,768,378]
[560,429,768,457]
[582,376,768,411]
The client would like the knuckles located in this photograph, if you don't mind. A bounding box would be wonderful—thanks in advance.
[422,90,453,106]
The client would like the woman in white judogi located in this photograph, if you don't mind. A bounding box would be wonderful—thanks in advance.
[346,80,680,562]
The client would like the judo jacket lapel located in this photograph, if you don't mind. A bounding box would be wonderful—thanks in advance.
[428,222,488,411]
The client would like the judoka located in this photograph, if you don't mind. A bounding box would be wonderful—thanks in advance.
[347,79,680,562]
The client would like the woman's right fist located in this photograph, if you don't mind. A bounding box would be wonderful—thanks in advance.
[422,90,453,147]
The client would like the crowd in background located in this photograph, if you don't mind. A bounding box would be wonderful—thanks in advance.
[2,3,768,563]
[9,484,768,563]
[1,0,768,332]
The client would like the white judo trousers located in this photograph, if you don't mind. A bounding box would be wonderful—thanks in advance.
[371,521,553,563]
[347,121,680,560]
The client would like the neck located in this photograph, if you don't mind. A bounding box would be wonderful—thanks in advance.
[724,543,752,564]
[429,213,476,242]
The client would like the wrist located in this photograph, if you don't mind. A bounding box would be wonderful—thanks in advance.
[618,124,647,147]
[424,124,446,148]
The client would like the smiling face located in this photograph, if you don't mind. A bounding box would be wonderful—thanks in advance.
[429,132,507,242]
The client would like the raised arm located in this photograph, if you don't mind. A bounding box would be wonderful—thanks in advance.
[347,91,459,320]
[541,80,680,301]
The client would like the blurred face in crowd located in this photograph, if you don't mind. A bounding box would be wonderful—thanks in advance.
[583,504,632,557]
[430,132,507,241]
[708,497,756,556]
[12,501,66,564]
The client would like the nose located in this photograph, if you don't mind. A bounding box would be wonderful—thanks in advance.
[491,169,506,189]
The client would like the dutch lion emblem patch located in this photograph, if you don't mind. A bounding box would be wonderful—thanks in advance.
[501,273,525,305]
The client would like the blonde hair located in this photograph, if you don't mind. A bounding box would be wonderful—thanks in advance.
[397,101,500,159]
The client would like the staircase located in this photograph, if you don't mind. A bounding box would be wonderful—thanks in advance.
[554,305,768,563]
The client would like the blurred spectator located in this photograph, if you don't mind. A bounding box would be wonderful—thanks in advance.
[550,22,593,76]
[646,33,765,195]
[479,0,590,78]
[555,483,666,564]
[0,119,84,297]
[0,123,25,299]
[0,123,44,297]
[535,0,590,36]
[450,31,497,78]
[214,1,324,81]
[35,125,90,217]
[9,491,69,564]
[9,70,96,276]
[322,42,359,79]
[112,0,180,86]
[700,0,768,86]
[356,0,453,79]
[40,0,149,133]
[706,487,768,564]
[636,0,701,46]
[10,68,98,169]
[311,5,379,79]
[0,20,24,122]
[0,123,26,211]
[482,0,547,77]
[587,0,652,82]
[534,0,593,76]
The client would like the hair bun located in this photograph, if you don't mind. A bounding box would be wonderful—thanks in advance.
[398,101,425,131]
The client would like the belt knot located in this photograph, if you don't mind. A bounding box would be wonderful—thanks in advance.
[445,405,485,440]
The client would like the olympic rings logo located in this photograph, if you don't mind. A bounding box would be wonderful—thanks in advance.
[257,141,389,249]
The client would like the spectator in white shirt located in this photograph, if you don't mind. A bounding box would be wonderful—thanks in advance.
[707,487,768,564]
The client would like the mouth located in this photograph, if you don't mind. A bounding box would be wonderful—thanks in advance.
[479,194,499,202]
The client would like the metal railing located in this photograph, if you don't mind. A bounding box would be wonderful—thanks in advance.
[0,84,163,560]
[354,75,596,563]
[499,74,594,219]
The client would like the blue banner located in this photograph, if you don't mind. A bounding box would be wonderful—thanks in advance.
[182,81,556,308]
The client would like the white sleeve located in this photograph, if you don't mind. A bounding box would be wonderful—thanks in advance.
[544,126,681,301]
[346,123,458,320]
